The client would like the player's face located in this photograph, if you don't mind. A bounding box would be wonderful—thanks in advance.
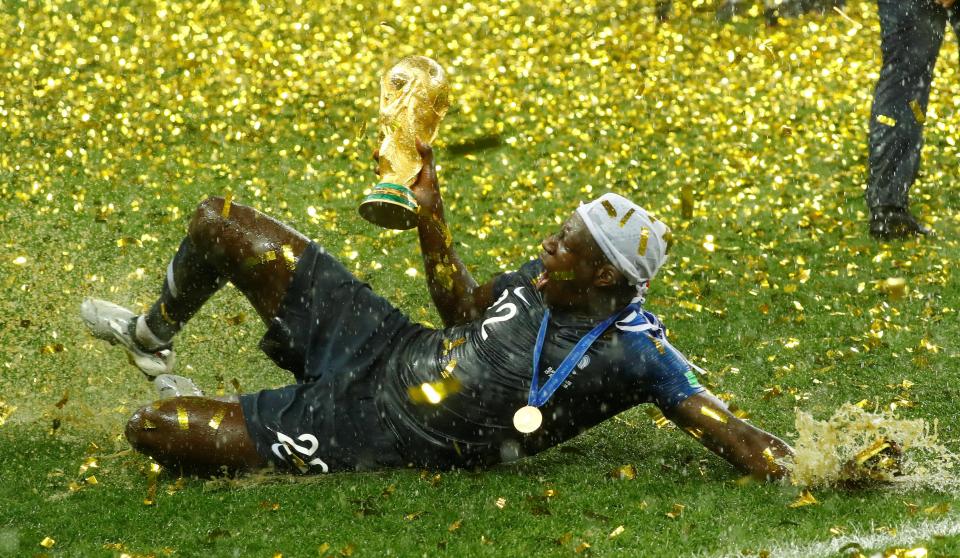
[537,213,606,305]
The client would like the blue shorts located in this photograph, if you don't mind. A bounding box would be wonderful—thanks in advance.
[240,242,415,473]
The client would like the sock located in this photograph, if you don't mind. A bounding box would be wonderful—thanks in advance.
[143,237,224,343]
[135,315,170,350]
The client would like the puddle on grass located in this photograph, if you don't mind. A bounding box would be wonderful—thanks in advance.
[787,403,960,491]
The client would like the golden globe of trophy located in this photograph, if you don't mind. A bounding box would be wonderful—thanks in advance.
[359,55,450,230]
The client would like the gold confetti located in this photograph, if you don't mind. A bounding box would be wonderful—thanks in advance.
[909,100,925,124]
[680,184,694,218]
[881,277,907,299]
[209,409,225,431]
[612,464,637,480]
[575,542,591,553]
[442,358,458,378]
[281,244,297,271]
[685,427,704,440]
[638,227,649,255]
[702,234,715,252]
[160,302,176,325]
[608,525,625,538]
[855,437,891,466]
[0,401,17,426]
[86,475,98,485]
[495,497,506,509]
[699,406,728,423]
[448,519,462,533]
[645,407,672,429]
[665,503,685,519]
[789,490,819,508]
[619,208,635,227]
[176,406,189,430]
[442,337,466,354]
[601,199,617,217]
[261,250,277,263]
[221,192,233,218]
[651,338,665,354]
[78,456,98,476]
[40,537,55,549]
[922,502,950,516]
[876,114,897,127]
[144,462,161,506]
[54,391,69,409]
[41,343,65,354]
[762,447,777,465]
[289,453,309,474]
[166,477,187,496]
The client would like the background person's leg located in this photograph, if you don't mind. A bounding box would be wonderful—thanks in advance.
[140,196,310,347]
[866,0,946,234]
[126,397,267,473]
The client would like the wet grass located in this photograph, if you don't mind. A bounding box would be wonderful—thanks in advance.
[2,0,960,556]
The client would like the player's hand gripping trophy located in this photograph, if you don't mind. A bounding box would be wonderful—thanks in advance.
[359,56,450,230]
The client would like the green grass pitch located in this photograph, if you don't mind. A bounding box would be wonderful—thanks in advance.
[1,0,959,556]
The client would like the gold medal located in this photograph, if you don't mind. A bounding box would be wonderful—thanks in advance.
[513,405,543,433]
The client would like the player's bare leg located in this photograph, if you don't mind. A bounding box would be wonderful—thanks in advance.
[126,397,267,473]
[141,195,310,339]
[123,196,310,472]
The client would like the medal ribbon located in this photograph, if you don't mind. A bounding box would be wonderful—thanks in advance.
[528,304,636,408]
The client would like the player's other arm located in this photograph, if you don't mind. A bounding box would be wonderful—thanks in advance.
[662,391,794,481]
[408,141,499,327]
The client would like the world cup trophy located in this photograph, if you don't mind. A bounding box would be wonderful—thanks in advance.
[358,56,450,230]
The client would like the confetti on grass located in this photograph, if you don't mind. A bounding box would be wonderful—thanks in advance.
[788,490,818,508]
[0,401,16,426]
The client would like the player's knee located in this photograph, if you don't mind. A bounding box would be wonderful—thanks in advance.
[188,196,227,247]
[125,404,164,455]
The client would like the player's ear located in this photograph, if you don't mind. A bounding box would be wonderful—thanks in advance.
[593,264,623,288]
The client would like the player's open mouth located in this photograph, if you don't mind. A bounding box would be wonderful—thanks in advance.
[536,270,575,290]
[535,272,548,291]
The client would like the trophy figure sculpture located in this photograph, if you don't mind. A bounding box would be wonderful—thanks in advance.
[359,56,450,230]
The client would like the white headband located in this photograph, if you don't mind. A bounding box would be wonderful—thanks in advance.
[575,193,670,301]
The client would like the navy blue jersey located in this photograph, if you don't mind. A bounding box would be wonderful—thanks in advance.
[377,258,704,468]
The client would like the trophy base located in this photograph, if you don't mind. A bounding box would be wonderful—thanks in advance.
[358,183,420,230]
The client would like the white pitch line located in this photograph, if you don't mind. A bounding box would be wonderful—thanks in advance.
[702,516,960,558]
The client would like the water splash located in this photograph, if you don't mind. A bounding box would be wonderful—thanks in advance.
[788,403,959,491]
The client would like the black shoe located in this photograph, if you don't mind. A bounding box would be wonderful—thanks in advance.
[869,207,932,240]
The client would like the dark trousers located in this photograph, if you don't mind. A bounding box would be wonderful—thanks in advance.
[867,0,960,211]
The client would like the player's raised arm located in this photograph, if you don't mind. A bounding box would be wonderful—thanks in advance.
[407,141,499,327]
[662,391,794,481]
